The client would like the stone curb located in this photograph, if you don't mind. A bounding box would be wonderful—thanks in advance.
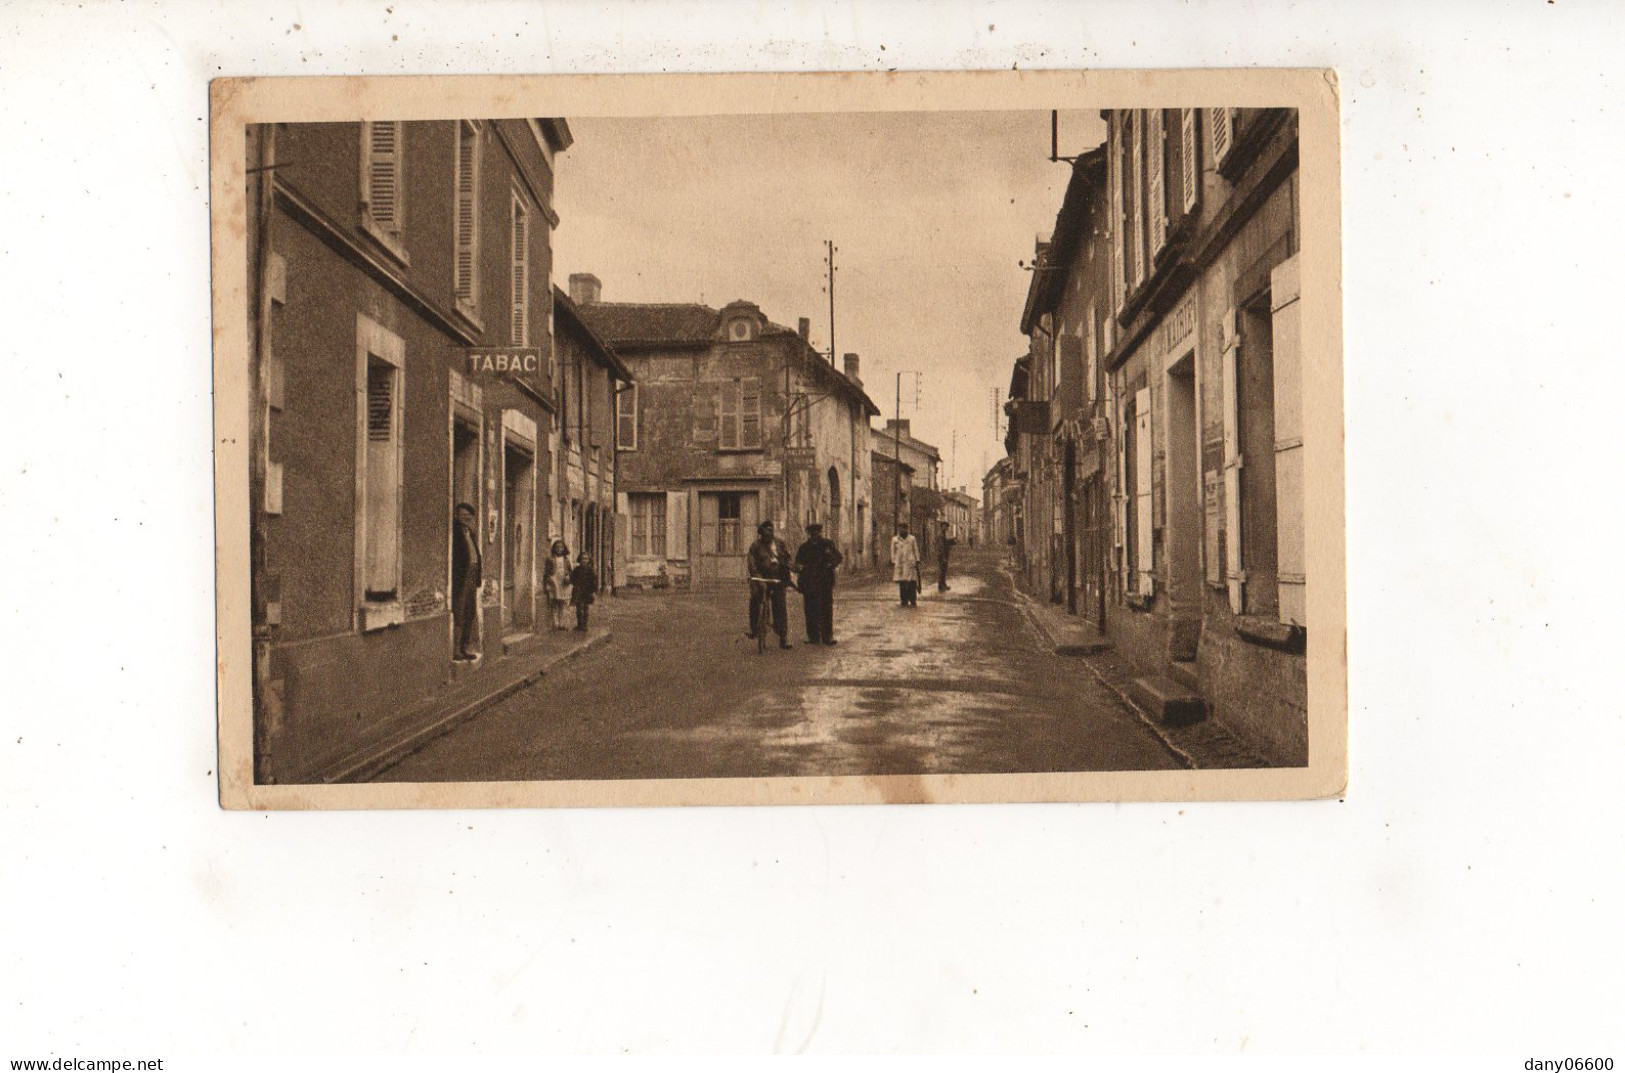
[322,631,613,784]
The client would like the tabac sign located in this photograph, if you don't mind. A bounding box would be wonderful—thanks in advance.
[464,347,543,382]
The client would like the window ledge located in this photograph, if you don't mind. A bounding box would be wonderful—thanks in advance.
[360,602,404,632]
[716,447,767,455]
[1235,614,1304,650]
[358,213,410,267]
[453,297,484,334]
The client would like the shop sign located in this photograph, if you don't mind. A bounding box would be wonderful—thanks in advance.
[465,347,541,378]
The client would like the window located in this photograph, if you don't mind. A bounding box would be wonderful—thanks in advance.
[629,492,666,558]
[1180,107,1200,215]
[718,378,761,450]
[360,121,406,260]
[617,383,638,450]
[1131,111,1145,291]
[356,315,405,628]
[453,120,482,319]
[510,192,529,345]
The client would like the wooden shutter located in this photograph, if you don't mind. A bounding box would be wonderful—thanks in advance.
[366,122,401,232]
[666,490,689,560]
[741,377,761,448]
[1271,254,1306,626]
[363,360,400,597]
[617,383,637,450]
[1085,307,1097,405]
[454,122,478,303]
[719,381,740,449]
[1112,382,1128,592]
[1148,110,1167,257]
[510,196,529,344]
[1134,386,1154,595]
[1131,112,1145,290]
[692,383,718,444]
[1180,108,1199,215]
[1110,113,1125,314]
[1221,307,1244,612]
[1210,107,1233,167]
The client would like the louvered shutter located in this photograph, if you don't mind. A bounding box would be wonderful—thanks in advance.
[719,381,740,449]
[1221,307,1244,613]
[1180,108,1199,215]
[1112,382,1128,592]
[454,123,477,302]
[1210,107,1233,167]
[510,197,529,345]
[1134,387,1154,595]
[666,491,689,560]
[1270,255,1306,626]
[1110,113,1125,314]
[692,383,718,443]
[366,122,401,233]
[1130,112,1145,290]
[363,360,400,597]
[1148,110,1167,256]
[741,377,761,448]
[617,384,637,450]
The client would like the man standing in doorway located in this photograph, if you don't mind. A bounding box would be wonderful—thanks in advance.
[794,521,844,645]
[890,522,921,608]
[452,502,482,661]
[747,520,794,649]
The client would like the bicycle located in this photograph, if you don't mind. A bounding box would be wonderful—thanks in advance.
[747,575,794,654]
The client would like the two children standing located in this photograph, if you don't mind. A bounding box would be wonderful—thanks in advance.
[543,539,599,632]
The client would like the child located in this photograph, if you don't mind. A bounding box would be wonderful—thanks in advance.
[543,539,573,630]
[568,553,598,632]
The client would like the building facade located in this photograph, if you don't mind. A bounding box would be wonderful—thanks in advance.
[246,117,573,783]
[551,287,631,587]
[941,489,980,546]
[572,278,879,588]
[873,418,944,565]
[1100,106,1306,763]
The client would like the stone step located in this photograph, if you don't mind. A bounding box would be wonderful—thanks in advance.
[1129,675,1206,727]
[1168,658,1200,692]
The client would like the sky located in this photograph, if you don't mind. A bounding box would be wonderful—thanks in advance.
[552,109,1106,496]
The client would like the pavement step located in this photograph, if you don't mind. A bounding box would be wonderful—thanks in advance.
[1129,675,1206,727]
[1168,658,1200,692]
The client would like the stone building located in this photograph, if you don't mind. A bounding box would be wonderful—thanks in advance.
[551,287,631,586]
[873,418,943,563]
[941,488,980,546]
[1016,147,1113,621]
[571,277,879,588]
[245,117,573,782]
[981,456,1018,549]
[1099,106,1306,763]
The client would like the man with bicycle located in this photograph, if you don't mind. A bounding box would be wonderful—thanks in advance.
[747,519,795,650]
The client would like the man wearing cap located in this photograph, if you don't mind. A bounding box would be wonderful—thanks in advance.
[794,521,845,646]
[746,519,794,649]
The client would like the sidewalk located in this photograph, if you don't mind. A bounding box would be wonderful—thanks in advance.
[1005,565,1272,770]
[318,623,612,784]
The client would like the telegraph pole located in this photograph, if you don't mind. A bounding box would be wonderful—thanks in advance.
[825,239,837,365]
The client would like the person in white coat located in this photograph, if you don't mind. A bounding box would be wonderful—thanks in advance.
[890,522,921,608]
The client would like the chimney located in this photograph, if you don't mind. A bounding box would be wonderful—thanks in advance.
[797,317,810,341]
[887,418,911,438]
[568,273,601,305]
[843,353,860,383]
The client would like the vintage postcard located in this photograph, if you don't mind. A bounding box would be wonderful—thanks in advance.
[211,69,1345,809]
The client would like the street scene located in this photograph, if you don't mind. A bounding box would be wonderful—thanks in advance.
[240,102,1309,787]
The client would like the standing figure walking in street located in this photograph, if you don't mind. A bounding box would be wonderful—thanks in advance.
[936,520,956,592]
[568,553,598,632]
[891,522,921,608]
[794,521,845,645]
[543,538,572,630]
[451,502,483,660]
[747,520,794,649]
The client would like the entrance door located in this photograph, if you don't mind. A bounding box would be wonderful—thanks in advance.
[1165,355,1201,608]
[698,491,758,582]
[503,442,536,631]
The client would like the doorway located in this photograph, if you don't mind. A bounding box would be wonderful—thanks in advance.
[826,468,841,542]
[698,490,759,581]
[1165,353,1201,607]
[502,441,536,632]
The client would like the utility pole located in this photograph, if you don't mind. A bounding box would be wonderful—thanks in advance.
[825,239,837,366]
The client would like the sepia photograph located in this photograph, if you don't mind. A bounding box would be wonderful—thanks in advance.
[212,70,1344,807]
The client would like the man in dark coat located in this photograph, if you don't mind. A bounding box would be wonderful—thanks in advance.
[936,520,956,592]
[451,502,482,660]
[794,522,845,645]
[746,519,794,649]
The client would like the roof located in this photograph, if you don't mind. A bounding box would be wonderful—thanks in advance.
[573,302,720,348]
[552,288,633,382]
[876,426,941,463]
[574,298,881,417]
[1020,146,1107,336]
[871,450,915,475]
